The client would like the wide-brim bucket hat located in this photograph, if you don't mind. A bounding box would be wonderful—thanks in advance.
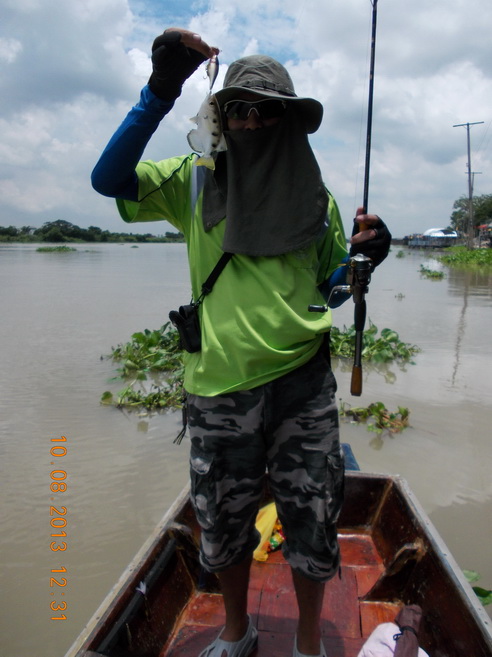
[214,55,323,134]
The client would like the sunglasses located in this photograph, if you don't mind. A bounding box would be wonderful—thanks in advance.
[223,98,287,121]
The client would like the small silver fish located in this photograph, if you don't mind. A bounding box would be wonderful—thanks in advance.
[187,55,226,169]
[206,54,219,91]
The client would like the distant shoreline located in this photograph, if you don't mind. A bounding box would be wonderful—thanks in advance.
[0,220,184,244]
[0,236,185,244]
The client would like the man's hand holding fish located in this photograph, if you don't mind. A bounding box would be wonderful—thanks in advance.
[149,28,218,101]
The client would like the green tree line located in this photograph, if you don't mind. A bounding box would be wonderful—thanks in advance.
[0,220,184,243]
[450,194,492,233]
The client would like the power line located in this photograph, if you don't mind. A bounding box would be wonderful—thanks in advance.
[475,120,490,155]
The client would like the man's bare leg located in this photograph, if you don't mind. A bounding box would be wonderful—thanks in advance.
[216,556,252,641]
[292,568,326,655]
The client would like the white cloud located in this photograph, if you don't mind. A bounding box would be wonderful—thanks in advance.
[242,39,260,58]
[127,47,151,79]
[0,0,490,236]
[0,37,23,63]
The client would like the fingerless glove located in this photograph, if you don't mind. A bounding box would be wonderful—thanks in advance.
[349,217,391,268]
[149,30,207,100]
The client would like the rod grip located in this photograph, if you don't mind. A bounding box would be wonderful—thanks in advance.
[350,366,363,396]
[356,208,368,233]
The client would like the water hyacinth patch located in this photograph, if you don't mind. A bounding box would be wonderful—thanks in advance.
[463,570,492,607]
[419,264,445,279]
[339,400,410,435]
[438,246,492,268]
[36,245,77,252]
[101,323,184,411]
[330,321,420,363]
[101,322,420,412]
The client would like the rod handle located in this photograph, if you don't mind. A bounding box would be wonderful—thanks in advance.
[355,206,369,234]
[350,365,363,396]
[357,205,370,233]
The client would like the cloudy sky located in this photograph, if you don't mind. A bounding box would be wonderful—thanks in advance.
[1,0,491,238]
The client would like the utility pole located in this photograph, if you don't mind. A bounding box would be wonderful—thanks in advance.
[453,121,484,247]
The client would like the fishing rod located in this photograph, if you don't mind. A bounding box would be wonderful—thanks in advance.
[308,0,379,396]
[362,0,378,219]
[349,0,379,396]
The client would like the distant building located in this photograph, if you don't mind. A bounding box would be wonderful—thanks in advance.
[422,228,458,238]
[478,223,492,247]
[406,227,458,248]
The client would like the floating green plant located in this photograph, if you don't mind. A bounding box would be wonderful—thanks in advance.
[109,324,182,379]
[330,321,420,364]
[36,245,77,253]
[102,322,420,412]
[101,323,184,411]
[463,570,492,607]
[419,264,445,279]
[101,380,183,411]
[339,400,410,435]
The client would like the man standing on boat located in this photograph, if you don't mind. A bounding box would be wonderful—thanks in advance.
[92,28,390,657]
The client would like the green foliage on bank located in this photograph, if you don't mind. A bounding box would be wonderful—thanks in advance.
[437,246,492,268]
[0,220,184,243]
[101,322,419,412]
[450,193,492,233]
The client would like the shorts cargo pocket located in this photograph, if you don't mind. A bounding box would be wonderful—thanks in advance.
[325,446,345,524]
[190,445,217,531]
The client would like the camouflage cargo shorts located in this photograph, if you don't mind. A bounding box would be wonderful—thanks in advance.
[187,350,344,583]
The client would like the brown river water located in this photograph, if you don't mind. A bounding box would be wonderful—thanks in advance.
[0,242,491,656]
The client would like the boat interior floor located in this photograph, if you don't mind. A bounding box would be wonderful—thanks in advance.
[160,530,400,657]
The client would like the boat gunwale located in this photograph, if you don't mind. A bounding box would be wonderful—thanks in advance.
[64,483,192,657]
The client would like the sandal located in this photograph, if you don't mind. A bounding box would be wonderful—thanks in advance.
[198,616,258,657]
[292,636,327,657]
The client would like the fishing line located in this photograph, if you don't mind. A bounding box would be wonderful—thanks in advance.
[293,0,309,26]
[474,120,491,158]
[468,120,490,194]
[352,0,376,217]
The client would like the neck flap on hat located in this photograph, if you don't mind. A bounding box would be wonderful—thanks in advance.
[201,108,327,257]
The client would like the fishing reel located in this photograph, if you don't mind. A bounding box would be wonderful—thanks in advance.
[348,253,372,304]
[308,254,373,313]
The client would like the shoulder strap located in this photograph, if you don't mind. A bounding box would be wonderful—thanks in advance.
[197,252,233,303]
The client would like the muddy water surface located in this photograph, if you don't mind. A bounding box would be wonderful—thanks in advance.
[0,243,490,657]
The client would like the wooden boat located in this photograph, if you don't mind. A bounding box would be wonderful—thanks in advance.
[65,467,492,657]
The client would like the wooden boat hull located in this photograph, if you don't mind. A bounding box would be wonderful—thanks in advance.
[66,472,492,657]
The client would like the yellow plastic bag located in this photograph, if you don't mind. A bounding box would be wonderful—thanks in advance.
[253,502,278,562]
